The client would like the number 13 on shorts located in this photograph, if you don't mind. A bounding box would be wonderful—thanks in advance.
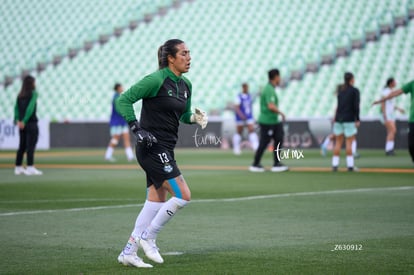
[158,153,170,163]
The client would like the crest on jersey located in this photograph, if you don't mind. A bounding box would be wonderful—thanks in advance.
[163,163,173,173]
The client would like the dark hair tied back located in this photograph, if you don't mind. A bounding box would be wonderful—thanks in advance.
[18,75,36,99]
[385,77,394,88]
[157,39,184,69]
[344,72,354,86]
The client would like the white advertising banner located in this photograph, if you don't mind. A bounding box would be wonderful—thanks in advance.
[0,119,50,150]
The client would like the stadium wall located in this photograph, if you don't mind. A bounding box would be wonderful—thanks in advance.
[49,121,223,148]
[0,119,50,150]
[46,120,409,149]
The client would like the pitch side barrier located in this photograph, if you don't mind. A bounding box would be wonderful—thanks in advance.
[1,118,407,149]
[0,119,50,150]
[46,120,223,148]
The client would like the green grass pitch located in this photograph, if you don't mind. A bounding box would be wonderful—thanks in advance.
[0,148,413,274]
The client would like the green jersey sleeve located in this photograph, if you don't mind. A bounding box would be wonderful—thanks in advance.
[116,72,163,123]
[22,92,38,123]
[401,80,414,123]
[401,80,414,95]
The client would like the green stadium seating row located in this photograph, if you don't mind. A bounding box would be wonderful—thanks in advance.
[0,0,176,79]
[1,0,413,121]
[280,21,414,118]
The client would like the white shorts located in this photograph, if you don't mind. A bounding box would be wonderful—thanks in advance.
[236,118,255,126]
[110,125,129,136]
[333,122,357,138]
[380,113,395,124]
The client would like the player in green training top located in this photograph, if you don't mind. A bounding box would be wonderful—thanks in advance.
[373,79,414,165]
[250,68,288,172]
[14,75,43,176]
[115,39,208,268]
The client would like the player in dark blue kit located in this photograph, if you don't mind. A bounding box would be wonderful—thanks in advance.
[104,83,134,161]
[115,39,207,268]
[232,83,259,155]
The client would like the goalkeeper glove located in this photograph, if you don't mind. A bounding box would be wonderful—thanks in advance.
[191,108,208,129]
[129,121,158,148]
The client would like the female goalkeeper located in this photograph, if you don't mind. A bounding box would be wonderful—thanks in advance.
[116,39,207,268]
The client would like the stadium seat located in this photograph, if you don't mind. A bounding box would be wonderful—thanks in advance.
[1,0,413,121]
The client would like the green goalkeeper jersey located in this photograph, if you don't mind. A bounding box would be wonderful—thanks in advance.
[116,67,193,149]
[258,82,280,125]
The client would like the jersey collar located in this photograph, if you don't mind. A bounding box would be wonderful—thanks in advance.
[164,67,182,82]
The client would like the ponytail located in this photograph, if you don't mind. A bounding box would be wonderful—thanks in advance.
[157,39,184,70]
[335,84,343,94]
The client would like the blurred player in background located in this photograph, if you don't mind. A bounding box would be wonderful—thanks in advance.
[321,84,360,158]
[116,39,207,268]
[232,83,259,155]
[373,79,414,165]
[14,75,42,175]
[379,77,405,156]
[249,68,288,172]
[104,83,134,162]
[332,72,360,172]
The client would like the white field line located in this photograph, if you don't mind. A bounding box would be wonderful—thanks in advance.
[0,186,413,217]
[0,198,138,204]
[0,204,144,217]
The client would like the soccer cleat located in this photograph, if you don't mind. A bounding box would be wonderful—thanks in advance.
[348,166,359,172]
[105,157,117,162]
[385,150,395,156]
[249,165,265,172]
[117,252,153,268]
[271,163,289,172]
[233,148,241,155]
[14,166,26,175]
[139,238,164,263]
[332,166,338,172]
[24,166,43,175]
